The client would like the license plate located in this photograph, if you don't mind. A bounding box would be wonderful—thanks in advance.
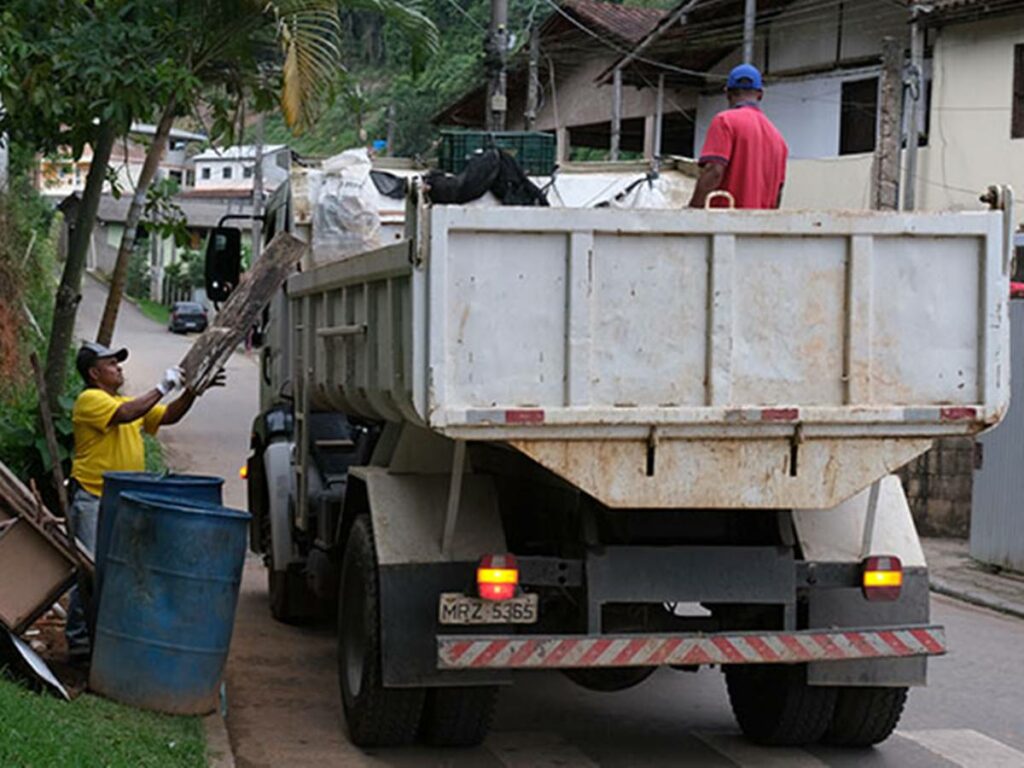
[438,592,539,625]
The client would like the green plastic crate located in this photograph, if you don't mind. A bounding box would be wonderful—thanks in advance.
[439,131,556,176]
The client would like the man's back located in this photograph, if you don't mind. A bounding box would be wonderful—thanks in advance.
[701,104,788,209]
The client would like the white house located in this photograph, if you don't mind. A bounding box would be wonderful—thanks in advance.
[190,144,291,193]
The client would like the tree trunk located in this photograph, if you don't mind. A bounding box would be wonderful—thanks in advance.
[96,97,177,346]
[43,120,118,410]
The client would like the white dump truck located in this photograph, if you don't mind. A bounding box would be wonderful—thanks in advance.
[233,164,1014,749]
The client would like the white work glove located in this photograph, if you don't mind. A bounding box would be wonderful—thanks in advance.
[156,366,184,396]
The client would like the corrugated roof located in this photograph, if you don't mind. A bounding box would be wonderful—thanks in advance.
[192,144,288,162]
[559,0,666,45]
[920,0,1024,22]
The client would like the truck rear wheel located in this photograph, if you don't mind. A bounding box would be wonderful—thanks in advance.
[822,686,908,747]
[420,686,499,746]
[562,667,656,692]
[725,665,837,746]
[337,516,425,747]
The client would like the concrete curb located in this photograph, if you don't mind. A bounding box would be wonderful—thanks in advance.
[930,577,1024,621]
[203,711,235,768]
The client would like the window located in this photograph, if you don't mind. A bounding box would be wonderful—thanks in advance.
[839,77,879,155]
[222,166,233,180]
[169,170,183,185]
[1013,44,1024,139]
[243,166,253,179]
[201,167,211,180]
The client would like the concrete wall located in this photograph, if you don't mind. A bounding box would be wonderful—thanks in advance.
[696,66,883,161]
[898,438,976,538]
[785,154,874,209]
[916,13,1024,229]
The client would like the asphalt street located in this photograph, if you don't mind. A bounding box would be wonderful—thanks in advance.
[76,277,1024,768]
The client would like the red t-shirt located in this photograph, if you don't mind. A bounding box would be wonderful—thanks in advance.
[699,104,788,209]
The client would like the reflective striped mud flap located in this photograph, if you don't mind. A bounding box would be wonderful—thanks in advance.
[437,626,946,670]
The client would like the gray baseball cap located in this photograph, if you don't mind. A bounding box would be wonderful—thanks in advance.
[76,341,128,382]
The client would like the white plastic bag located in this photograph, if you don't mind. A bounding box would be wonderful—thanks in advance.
[311,148,381,262]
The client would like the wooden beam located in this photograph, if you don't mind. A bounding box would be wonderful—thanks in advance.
[179,232,306,394]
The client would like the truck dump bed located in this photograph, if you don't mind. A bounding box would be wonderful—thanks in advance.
[287,200,1014,509]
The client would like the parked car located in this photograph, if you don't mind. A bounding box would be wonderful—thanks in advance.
[168,301,208,333]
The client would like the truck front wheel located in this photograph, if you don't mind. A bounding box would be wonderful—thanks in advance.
[725,665,837,746]
[337,516,425,747]
[822,686,908,746]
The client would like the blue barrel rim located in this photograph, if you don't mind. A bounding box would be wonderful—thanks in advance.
[101,470,225,487]
[119,491,251,520]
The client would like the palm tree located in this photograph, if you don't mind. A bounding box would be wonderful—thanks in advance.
[95,0,438,345]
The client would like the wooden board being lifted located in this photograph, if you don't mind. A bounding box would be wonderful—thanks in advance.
[180,232,307,394]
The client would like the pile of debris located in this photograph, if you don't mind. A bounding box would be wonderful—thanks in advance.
[0,460,93,698]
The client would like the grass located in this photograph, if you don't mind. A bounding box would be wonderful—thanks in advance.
[137,298,170,327]
[0,675,205,768]
[144,432,168,474]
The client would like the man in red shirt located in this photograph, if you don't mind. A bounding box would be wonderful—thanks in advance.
[688,64,788,209]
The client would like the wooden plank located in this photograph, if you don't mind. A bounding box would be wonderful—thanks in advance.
[180,233,307,394]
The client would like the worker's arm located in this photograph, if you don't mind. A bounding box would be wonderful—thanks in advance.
[688,162,726,208]
[110,389,164,425]
[109,367,182,426]
[161,390,197,426]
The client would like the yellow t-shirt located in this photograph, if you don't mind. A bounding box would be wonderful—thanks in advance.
[70,388,167,496]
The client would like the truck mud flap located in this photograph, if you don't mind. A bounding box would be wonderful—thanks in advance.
[437,626,946,670]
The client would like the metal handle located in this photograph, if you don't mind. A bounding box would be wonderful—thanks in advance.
[704,190,736,210]
[317,324,367,340]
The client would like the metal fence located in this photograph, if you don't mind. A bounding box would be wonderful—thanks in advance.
[970,298,1024,571]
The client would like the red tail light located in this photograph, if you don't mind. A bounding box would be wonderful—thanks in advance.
[477,554,519,601]
[862,555,903,601]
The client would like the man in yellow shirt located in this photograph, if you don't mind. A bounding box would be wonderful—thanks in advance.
[66,341,214,661]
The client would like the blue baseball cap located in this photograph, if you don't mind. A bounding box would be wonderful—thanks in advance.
[727,64,763,90]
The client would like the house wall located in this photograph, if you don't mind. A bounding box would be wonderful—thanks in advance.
[785,154,874,209]
[38,155,147,199]
[193,151,290,191]
[695,65,883,161]
[916,12,1024,228]
[502,55,696,160]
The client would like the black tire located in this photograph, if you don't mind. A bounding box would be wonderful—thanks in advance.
[267,560,315,624]
[725,665,838,746]
[562,667,656,692]
[420,686,499,747]
[338,516,425,747]
[822,686,908,747]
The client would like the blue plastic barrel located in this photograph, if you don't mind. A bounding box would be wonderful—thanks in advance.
[89,492,250,714]
[97,472,223,584]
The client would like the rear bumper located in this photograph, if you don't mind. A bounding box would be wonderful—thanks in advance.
[437,625,946,670]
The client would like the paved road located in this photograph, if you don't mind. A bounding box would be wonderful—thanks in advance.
[78,278,1024,767]
[224,587,1024,768]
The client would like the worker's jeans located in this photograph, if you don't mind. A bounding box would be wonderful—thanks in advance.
[65,486,100,654]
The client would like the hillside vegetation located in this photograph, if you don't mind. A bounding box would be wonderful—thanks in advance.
[264,0,673,159]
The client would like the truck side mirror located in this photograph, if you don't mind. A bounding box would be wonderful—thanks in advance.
[205,227,242,303]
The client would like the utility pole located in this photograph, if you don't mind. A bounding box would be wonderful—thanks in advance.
[902,3,925,210]
[610,68,622,161]
[386,104,396,155]
[485,0,509,131]
[873,37,902,211]
[251,115,264,263]
[743,0,756,64]
[525,25,540,131]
